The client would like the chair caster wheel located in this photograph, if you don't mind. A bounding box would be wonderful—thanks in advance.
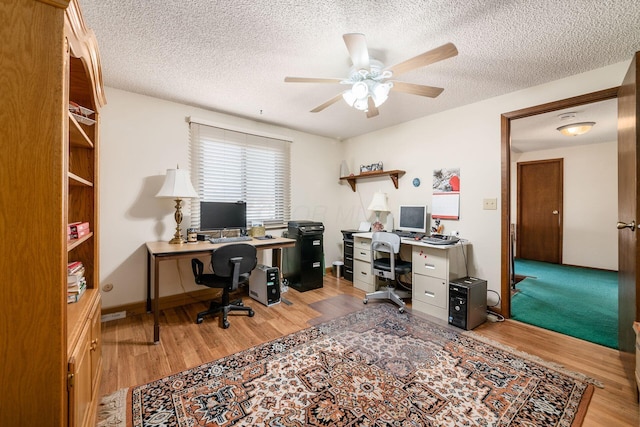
[222,320,230,329]
[363,299,368,304]
[248,310,255,317]
[398,307,405,313]
[196,317,204,324]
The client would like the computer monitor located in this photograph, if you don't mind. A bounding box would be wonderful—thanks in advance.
[397,205,427,233]
[200,201,247,231]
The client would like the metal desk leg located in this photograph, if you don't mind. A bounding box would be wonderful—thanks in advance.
[273,247,283,277]
[153,255,161,344]
[146,250,152,312]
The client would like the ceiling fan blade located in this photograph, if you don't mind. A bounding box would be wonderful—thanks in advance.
[284,77,343,84]
[385,42,458,77]
[391,81,444,98]
[343,33,370,70]
[366,97,379,118]
[310,93,344,113]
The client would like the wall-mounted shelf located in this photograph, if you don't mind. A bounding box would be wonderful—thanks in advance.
[340,169,406,192]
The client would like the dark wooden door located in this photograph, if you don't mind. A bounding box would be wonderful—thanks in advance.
[516,159,563,263]
[617,52,639,353]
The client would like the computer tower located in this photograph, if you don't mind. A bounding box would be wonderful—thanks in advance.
[448,277,487,330]
[249,264,281,306]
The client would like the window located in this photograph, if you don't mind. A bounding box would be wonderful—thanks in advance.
[189,120,291,228]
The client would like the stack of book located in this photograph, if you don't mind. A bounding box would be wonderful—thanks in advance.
[68,221,90,240]
[67,261,87,304]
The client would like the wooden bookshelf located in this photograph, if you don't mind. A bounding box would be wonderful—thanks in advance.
[0,1,105,426]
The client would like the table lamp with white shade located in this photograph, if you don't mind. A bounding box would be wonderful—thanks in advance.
[368,191,390,232]
[156,166,199,244]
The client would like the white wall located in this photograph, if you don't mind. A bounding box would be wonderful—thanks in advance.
[99,60,629,310]
[339,61,629,300]
[511,141,618,270]
[99,88,342,308]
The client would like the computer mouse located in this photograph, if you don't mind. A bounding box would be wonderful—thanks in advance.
[265,234,273,239]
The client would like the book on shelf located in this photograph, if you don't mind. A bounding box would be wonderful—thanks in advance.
[68,222,90,240]
[68,280,87,293]
[67,282,87,303]
[68,221,90,232]
[67,261,83,274]
[68,267,86,283]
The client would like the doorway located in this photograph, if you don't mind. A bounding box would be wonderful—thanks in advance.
[499,87,619,320]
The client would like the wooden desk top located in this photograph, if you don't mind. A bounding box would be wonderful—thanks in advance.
[146,236,296,255]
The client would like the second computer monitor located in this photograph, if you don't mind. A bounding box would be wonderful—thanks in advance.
[397,205,427,233]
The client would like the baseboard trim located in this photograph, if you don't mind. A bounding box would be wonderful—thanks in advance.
[101,288,221,317]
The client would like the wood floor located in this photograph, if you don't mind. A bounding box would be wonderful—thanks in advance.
[100,276,639,426]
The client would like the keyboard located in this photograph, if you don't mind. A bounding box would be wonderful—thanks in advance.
[209,236,252,244]
[393,231,425,239]
[423,235,460,245]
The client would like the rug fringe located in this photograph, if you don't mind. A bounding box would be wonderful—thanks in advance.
[96,387,129,427]
[463,330,604,388]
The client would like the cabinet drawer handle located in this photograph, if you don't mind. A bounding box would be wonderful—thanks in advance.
[360,271,368,276]
[359,251,367,256]
[424,263,435,270]
[424,291,435,298]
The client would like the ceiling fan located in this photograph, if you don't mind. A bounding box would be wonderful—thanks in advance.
[284,33,458,118]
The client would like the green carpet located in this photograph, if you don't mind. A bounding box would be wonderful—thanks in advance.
[512,259,618,349]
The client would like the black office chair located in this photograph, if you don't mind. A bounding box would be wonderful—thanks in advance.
[191,243,257,328]
[363,232,412,313]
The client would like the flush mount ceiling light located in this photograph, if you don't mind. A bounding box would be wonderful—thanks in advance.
[556,112,595,136]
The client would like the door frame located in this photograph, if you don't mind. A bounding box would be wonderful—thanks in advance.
[499,87,619,317]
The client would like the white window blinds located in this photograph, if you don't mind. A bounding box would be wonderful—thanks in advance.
[190,121,291,228]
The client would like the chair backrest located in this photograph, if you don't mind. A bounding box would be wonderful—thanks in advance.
[211,243,257,277]
[371,232,401,254]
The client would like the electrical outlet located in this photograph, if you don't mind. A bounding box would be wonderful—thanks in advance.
[101,311,126,322]
[483,198,497,210]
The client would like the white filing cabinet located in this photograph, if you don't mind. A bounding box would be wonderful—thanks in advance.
[351,233,469,321]
[412,244,467,321]
[353,236,375,292]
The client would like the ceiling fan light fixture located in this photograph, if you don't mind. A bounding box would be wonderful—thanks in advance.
[557,121,596,136]
[372,81,393,107]
[342,79,392,111]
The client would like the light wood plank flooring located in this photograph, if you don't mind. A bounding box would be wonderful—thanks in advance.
[100,276,638,426]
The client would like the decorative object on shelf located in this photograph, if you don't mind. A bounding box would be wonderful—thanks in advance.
[368,191,390,231]
[412,177,421,187]
[360,161,384,174]
[156,166,199,244]
[69,101,96,126]
[340,160,350,178]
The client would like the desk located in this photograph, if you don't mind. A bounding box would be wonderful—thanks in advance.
[146,237,295,343]
[353,232,469,321]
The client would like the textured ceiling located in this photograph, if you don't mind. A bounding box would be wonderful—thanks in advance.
[80,0,640,140]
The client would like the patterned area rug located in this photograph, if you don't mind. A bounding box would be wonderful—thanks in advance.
[98,304,595,426]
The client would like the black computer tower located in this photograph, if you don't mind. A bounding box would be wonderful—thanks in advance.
[448,277,487,330]
[249,264,281,306]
